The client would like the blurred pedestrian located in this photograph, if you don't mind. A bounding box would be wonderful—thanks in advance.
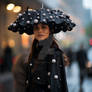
[87,46,92,63]
[76,44,88,92]
[66,48,74,68]
[2,45,13,72]
[0,57,3,73]
[66,47,74,76]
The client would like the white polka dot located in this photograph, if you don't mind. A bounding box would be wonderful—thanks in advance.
[18,13,22,16]
[54,75,58,79]
[37,77,40,80]
[43,19,46,22]
[29,63,32,66]
[34,19,38,23]
[22,18,24,20]
[26,80,29,84]
[52,59,56,63]
[50,16,53,18]
[43,13,46,16]
[48,85,51,88]
[48,72,51,76]
[26,21,30,24]
[13,23,16,26]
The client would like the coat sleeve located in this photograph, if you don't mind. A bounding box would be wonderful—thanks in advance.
[56,50,68,92]
[12,54,27,92]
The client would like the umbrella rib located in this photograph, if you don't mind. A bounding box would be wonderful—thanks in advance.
[42,3,44,9]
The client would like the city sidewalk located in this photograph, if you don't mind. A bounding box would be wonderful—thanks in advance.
[0,72,14,92]
[67,61,92,92]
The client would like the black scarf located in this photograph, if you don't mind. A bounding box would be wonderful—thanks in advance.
[32,34,54,60]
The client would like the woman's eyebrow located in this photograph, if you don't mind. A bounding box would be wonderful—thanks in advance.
[42,25,47,27]
[34,25,38,28]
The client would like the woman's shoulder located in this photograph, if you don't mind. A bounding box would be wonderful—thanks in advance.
[54,47,64,56]
[12,53,28,73]
[53,47,69,66]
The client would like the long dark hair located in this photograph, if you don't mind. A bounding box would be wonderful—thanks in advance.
[27,36,69,66]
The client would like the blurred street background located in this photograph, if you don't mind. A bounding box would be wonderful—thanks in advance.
[0,0,92,92]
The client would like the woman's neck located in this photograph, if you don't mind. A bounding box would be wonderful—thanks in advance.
[36,35,53,47]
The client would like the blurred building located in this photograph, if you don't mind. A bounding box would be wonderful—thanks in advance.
[0,0,91,54]
[0,0,44,54]
[41,0,91,49]
[41,0,91,26]
[63,0,91,26]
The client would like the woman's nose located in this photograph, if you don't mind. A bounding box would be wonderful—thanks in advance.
[38,28,42,33]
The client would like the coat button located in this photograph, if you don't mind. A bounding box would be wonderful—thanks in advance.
[48,72,51,76]
[48,85,51,89]
[37,77,40,80]
[29,63,32,66]
[26,80,29,84]
[52,59,56,63]
[54,75,58,79]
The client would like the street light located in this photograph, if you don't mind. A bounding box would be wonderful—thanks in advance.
[6,3,15,11]
[8,39,15,47]
[21,33,29,48]
[13,6,22,13]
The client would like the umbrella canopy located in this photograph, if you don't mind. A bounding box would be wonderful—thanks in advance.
[8,8,76,35]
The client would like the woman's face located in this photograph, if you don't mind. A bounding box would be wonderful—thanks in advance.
[33,23,50,41]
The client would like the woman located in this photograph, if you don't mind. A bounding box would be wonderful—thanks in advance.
[12,23,69,92]
[9,7,76,92]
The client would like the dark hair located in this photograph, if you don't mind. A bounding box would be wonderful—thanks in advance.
[33,23,55,34]
[27,36,69,66]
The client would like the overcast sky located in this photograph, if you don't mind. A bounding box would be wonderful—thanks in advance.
[83,0,92,9]
[83,0,92,18]
[41,0,92,17]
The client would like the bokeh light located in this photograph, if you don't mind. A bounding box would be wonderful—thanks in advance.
[6,3,15,11]
[13,6,22,13]
[21,33,29,48]
[8,39,15,48]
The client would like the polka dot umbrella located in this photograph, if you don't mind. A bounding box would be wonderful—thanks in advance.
[8,8,76,35]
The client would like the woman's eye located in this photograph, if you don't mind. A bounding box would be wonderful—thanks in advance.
[34,27,38,30]
[42,26,47,29]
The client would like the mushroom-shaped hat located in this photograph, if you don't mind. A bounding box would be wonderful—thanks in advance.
[8,8,76,35]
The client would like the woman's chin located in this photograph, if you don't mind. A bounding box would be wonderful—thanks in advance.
[38,38,45,41]
[35,35,47,41]
[37,37,48,41]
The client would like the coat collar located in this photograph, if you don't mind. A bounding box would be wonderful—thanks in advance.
[36,35,55,60]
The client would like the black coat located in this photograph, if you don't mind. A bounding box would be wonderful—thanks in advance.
[13,37,68,92]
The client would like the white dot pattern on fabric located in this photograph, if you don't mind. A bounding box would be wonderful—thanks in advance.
[37,77,40,80]
[34,19,38,23]
[27,21,30,24]
[54,75,58,79]
[13,23,16,26]
[48,72,51,76]
[48,85,51,88]
[30,63,32,66]
[26,80,29,84]
[52,59,56,63]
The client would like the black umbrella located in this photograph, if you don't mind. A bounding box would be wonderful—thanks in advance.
[8,8,76,35]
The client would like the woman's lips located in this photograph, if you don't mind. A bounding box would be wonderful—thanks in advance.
[38,34,45,37]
